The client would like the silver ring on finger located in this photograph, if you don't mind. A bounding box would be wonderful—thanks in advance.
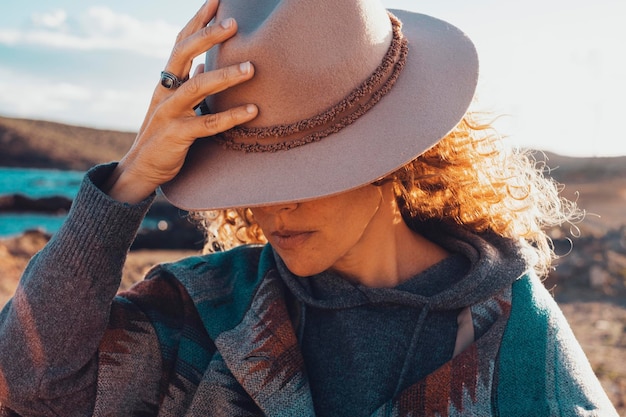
[160,70,189,89]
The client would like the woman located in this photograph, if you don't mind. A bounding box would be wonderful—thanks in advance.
[0,0,618,415]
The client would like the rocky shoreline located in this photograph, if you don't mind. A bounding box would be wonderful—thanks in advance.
[0,193,206,251]
[548,226,626,301]
[0,194,72,214]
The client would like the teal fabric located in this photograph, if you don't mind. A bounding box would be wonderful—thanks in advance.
[498,275,551,415]
[497,275,616,416]
[161,244,269,339]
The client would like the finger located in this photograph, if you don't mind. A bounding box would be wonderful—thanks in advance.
[177,0,219,43]
[180,104,259,140]
[167,61,255,112]
[166,16,238,81]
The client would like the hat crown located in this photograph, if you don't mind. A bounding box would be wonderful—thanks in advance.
[206,0,393,127]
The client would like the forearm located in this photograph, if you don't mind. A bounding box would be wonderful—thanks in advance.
[0,163,154,415]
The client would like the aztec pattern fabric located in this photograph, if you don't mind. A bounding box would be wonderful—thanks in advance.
[371,289,512,416]
[92,246,615,416]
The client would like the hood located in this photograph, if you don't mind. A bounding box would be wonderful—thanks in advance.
[275,220,531,312]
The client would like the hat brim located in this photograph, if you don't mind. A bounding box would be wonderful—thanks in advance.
[160,10,478,211]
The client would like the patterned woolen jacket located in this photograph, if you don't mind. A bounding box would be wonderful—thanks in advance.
[100,248,618,416]
[0,164,618,416]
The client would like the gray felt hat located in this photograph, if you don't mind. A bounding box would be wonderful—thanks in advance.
[161,0,479,210]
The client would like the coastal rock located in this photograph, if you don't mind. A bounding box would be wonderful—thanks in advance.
[131,200,205,251]
[0,229,50,307]
[549,225,626,300]
[0,194,72,213]
[132,203,205,251]
[0,196,205,250]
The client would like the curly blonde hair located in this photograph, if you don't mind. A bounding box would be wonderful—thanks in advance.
[193,112,582,277]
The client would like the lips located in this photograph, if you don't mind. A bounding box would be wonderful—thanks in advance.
[270,230,314,250]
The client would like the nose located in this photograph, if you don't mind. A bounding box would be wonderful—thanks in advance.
[256,202,299,214]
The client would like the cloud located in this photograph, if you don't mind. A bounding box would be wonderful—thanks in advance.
[0,67,88,112]
[32,9,68,30]
[0,6,178,59]
[0,66,147,131]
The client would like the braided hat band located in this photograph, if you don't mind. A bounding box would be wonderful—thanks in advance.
[216,14,407,153]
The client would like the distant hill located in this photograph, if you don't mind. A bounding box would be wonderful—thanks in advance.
[0,116,136,171]
[532,150,626,183]
[1,114,625,180]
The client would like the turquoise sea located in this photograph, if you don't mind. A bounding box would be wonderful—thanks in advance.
[0,168,84,237]
[0,167,84,199]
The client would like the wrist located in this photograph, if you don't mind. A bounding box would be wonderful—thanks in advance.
[104,165,157,204]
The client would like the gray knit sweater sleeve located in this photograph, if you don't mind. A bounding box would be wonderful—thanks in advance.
[0,163,153,416]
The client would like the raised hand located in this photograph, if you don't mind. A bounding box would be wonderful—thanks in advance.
[105,0,258,204]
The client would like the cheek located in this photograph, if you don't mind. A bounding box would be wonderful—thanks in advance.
[249,212,266,234]
[336,192,382,237]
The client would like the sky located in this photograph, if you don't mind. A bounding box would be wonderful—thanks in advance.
[1,1,625,157]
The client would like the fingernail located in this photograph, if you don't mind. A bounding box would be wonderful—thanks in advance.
[246,104,256,114]
[239,61,251,74]
[220,18,234,29]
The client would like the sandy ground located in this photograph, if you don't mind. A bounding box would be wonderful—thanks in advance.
[560,301,626,412]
